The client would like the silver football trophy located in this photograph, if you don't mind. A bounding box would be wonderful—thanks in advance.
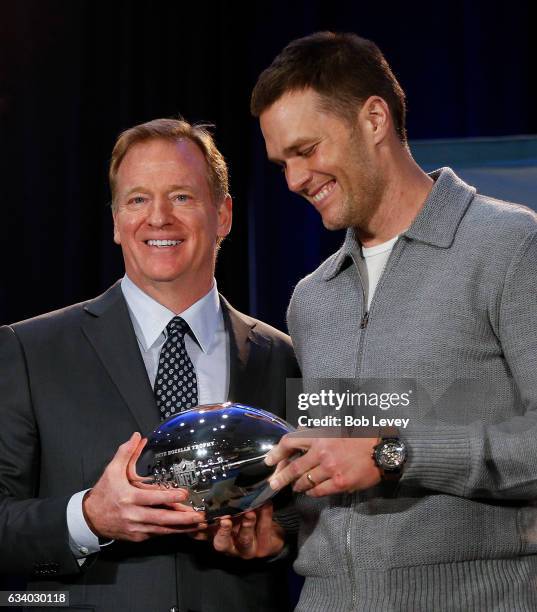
[133,403,294,521]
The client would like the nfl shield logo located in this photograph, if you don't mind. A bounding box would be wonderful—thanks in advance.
[172,459,198,487]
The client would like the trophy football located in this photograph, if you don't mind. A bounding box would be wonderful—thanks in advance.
[133,402,294,521]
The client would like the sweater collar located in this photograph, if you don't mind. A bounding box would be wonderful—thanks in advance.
[322,167,475,281]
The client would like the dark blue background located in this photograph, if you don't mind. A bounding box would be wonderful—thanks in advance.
[0,0,535,330]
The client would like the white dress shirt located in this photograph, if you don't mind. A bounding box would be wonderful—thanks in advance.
[67,276,229,559]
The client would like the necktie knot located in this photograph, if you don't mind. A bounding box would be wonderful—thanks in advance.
[166,316,189,338]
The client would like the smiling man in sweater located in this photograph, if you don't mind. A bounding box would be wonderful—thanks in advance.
[245,31,537,611]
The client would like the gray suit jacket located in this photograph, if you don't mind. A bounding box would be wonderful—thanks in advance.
[0,282,299,612]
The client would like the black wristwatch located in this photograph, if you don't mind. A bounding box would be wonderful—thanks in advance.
[372,426,407,481]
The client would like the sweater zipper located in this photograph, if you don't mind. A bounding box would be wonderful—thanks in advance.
[343,252,369,611]
[345,238,405,611]
[353,237,405,378]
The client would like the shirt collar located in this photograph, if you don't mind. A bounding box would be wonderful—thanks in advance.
[322,167,476,281]
[120,275,221,353]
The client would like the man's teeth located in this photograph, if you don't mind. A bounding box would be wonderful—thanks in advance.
[146,239,182,247]
[312,181,335,203]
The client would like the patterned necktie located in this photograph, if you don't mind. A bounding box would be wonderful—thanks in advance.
[154,316,198,420]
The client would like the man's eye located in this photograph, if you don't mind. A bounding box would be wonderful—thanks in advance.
[299,144,316,157]
[127,196,147,206]
[172,194,190,204]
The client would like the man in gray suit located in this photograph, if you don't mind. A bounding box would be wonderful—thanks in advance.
[244,32,537,610]
[0,118,298,611]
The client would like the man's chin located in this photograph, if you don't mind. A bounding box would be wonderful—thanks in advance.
[320,214,349,232]
[130,273,186,289]
[148,274,187,284]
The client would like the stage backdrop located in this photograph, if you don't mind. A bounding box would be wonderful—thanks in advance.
[0,0,536,332]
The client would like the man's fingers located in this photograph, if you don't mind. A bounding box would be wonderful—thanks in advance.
[268,450,318,491]
[212,518,236,554]
[234,512,257,556]
[255,504,274,552]
[145,524,206,536]
[130,479,160,491]
[188,523,210,540]
[207,507,285,559]
[102,520,205,542]
[265,433,311,466]
[256,503,273,524]
[126,436,148,482]
[134,506,205,526]
[272,457,291,477]
[151,521,208,537]
[129,487,190,508]
[305,478,339,498]
[163,501,197,512]
[293,465,330,492]
[112,432,143,471]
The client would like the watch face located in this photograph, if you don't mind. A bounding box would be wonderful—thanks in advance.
[375,440,406,469]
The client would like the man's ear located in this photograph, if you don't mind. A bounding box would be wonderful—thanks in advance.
[217,195,233,238]
[359,96,390,144]
[112,209,121,245]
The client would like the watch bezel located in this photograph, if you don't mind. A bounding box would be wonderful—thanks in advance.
[373,437,407,472]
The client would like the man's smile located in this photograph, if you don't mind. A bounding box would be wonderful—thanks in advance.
[309,180,336,205]
[144,239,184,248]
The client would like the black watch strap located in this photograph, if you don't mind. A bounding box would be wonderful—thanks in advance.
[372,426,407,481]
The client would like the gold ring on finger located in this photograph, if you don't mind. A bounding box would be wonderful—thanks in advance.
[306,473,316,487]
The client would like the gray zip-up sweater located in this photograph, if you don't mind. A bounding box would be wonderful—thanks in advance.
[287,168,537,611]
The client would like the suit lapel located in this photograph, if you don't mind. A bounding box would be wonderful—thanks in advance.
[81,282,159,435]
[79,286,272,433]
[221,296,273,408]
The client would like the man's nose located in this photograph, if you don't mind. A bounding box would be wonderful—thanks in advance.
[285,160,311,193]
[146,196,174,227]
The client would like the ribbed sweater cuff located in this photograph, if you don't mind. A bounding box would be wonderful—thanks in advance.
[401,424,470,496]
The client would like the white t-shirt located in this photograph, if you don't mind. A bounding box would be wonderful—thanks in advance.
[361,235,399,310]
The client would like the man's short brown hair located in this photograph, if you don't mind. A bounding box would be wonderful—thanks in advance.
[251,31,407,144]
[109,118,229,210]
